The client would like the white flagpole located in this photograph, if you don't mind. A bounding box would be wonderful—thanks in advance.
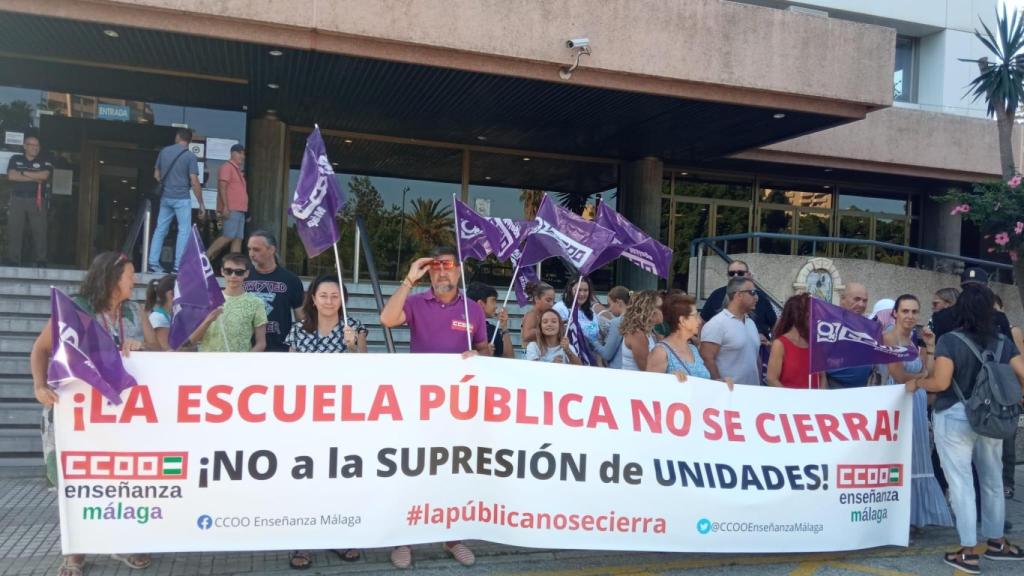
[490,258,522,347]
[452,194,473,352]
[567,275,583,332]
[331,242,350,327]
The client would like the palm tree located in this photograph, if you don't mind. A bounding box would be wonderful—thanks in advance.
[519,189,544,220]
[962,6,1024,179]
[404,198,453,253]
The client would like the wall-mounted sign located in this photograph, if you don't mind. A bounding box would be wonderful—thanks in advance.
[205,138,238,161]
[97,103,130,122]
[188,142,205,159]
[475,197,492,217]
[4,131,24,146]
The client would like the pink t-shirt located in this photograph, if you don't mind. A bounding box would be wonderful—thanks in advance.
[402,289,487,353]
[217,160,248,212]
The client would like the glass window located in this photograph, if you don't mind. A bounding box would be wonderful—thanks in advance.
[894,36,916,103]
[758,208,793,254]
[874,217,908,264]
[759,182,833,208]
[797,212,830,256]
[838,192,907,215]
[715,205,751,254]
[837,215,870,259]
[673,201,710,292]
[675,173,752,201]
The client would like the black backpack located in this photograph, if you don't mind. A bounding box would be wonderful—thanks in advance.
[948,331,1023,440]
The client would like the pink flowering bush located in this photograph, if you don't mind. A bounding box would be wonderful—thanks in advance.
[942,177,1024,262]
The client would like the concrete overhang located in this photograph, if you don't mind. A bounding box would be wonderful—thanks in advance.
[734,106,1023,183]
[2,0,896,119]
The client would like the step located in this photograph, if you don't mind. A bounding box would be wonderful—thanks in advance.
[0,378,34,401]
[0,356,31,377]
[0,336,35,354]
[0,402,41,427]
[0,298,50,316]
[0,282,148,300]
[0,428,41,453]
[0,317,47,333]
[0,457,45,474]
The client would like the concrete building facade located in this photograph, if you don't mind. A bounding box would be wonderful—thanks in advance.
[0,0,1014,303]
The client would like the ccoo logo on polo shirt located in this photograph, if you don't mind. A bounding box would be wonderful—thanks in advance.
[451,319,474,333]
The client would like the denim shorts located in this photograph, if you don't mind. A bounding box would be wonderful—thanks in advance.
[223,210,245,239]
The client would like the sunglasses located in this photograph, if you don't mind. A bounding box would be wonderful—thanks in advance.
[727,270,748,277]
[429,259,457,271]
[730,289,757,296]
[222,267,248,277]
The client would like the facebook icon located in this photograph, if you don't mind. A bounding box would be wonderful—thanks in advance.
[197,515,213,530]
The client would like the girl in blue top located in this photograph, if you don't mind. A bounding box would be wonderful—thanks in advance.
[647,293,712,380]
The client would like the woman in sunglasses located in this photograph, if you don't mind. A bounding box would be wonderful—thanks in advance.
[187,252,267,352]
[30,251,159,575]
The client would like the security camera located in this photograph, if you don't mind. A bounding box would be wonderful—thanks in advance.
[566,38,590,49]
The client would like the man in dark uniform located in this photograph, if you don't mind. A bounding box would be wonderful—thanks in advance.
[4,135,52,266]
[700,259,777,339]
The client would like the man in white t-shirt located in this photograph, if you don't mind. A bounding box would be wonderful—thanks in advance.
[699,277,761,386]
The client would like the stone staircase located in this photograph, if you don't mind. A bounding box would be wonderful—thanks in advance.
[0,266,526,472]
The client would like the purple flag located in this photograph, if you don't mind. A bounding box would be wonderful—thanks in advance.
[290,126,344,257]
[488,217,536,261]
[47,288,137,405]
[509,248,539,307]
[566,305,596,366]
[809,297,917,373]
[169,226,224,350]
[454,199,496,261]
[593,203,674,279]
[519,196,616,275]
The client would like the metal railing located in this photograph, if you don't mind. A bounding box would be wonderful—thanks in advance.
[690,232,1013,310]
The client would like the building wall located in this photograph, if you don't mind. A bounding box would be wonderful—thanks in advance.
[691,252,1024,328]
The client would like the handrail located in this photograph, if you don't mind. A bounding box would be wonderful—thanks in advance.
[690,232,1013,271]
[355,216,396,353]
[689,232,1013,313]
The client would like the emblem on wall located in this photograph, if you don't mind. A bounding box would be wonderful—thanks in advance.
[793,258,844,304]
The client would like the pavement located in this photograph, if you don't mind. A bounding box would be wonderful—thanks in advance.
[1,468,1023,576]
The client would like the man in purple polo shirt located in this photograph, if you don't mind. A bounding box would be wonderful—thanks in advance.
[379,246,486,568]
[381,246,490,355]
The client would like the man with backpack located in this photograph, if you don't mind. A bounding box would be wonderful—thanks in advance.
[907,284,1024,574]
[148,128,207,273]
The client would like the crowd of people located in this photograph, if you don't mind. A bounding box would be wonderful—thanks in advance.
[24,241,1024,574]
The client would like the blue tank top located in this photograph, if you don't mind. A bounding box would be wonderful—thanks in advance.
[655,341,711,379]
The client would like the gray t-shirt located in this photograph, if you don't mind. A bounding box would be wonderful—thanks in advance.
[701,309,761,385]
[526,342,569,363]
[934,331,1018,412]
[154,143,199,199]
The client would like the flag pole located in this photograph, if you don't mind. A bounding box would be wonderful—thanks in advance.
[331,242,350,327]
[452,194,473,352]
[567,274,583,331]
[490,258,522,347]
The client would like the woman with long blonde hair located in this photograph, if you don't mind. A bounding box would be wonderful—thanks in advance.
[619,290,663,371]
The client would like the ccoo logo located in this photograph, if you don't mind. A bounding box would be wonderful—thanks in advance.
[197,515,213,530]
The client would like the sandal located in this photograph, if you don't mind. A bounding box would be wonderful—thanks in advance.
[332,549,361,562]
[391,546,412,569]
[1005,486,1015,500]
[110,554,151,570]
[943,549,980,574]
[443,542,476,567]
[984,538,1024,560]
[57,556,85,576]
[288,550,312,570]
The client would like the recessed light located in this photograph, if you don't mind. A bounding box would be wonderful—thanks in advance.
[268,50,283,57]
[103,29,119,38]
[130,186,136,190]
[121,179,128,183]
[679,172,688,176]
[99,160,105,164]
[824,168,833,172]
[343,139,353,144]
[332,162,339,166]
[522,157,531,162]
[476,135,487,141]
[267,83,280,89]
[242,105,248,111]
[773,113,786,119]
[824,185,831,189]
[266,109,276,114]
[484,176,492,180]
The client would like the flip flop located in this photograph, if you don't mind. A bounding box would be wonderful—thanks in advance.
[332,549,361,562]
[110,554,151,570]
[288,550,312,570]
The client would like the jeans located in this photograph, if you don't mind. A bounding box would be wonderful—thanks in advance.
[148,197,192,270]
[934,402,1005,547]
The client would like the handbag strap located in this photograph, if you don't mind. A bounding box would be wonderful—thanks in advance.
[157,148,189,195]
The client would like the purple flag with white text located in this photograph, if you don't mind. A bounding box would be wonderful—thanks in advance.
[809,297,917,373]
[593,203,673,279]
[169,226,224,350]
[454,199,496,261]
[291,126,344,257]
[488,217,536,261]
[519,196,616,275]
[567,305,596,366]
[47,288,137,405]
[509,249,539,307]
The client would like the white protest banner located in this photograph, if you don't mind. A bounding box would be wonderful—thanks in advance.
[54,353,912,554]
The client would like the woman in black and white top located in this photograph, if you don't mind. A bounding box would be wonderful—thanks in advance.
[283,273,365,568]
[285,273,367,354]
